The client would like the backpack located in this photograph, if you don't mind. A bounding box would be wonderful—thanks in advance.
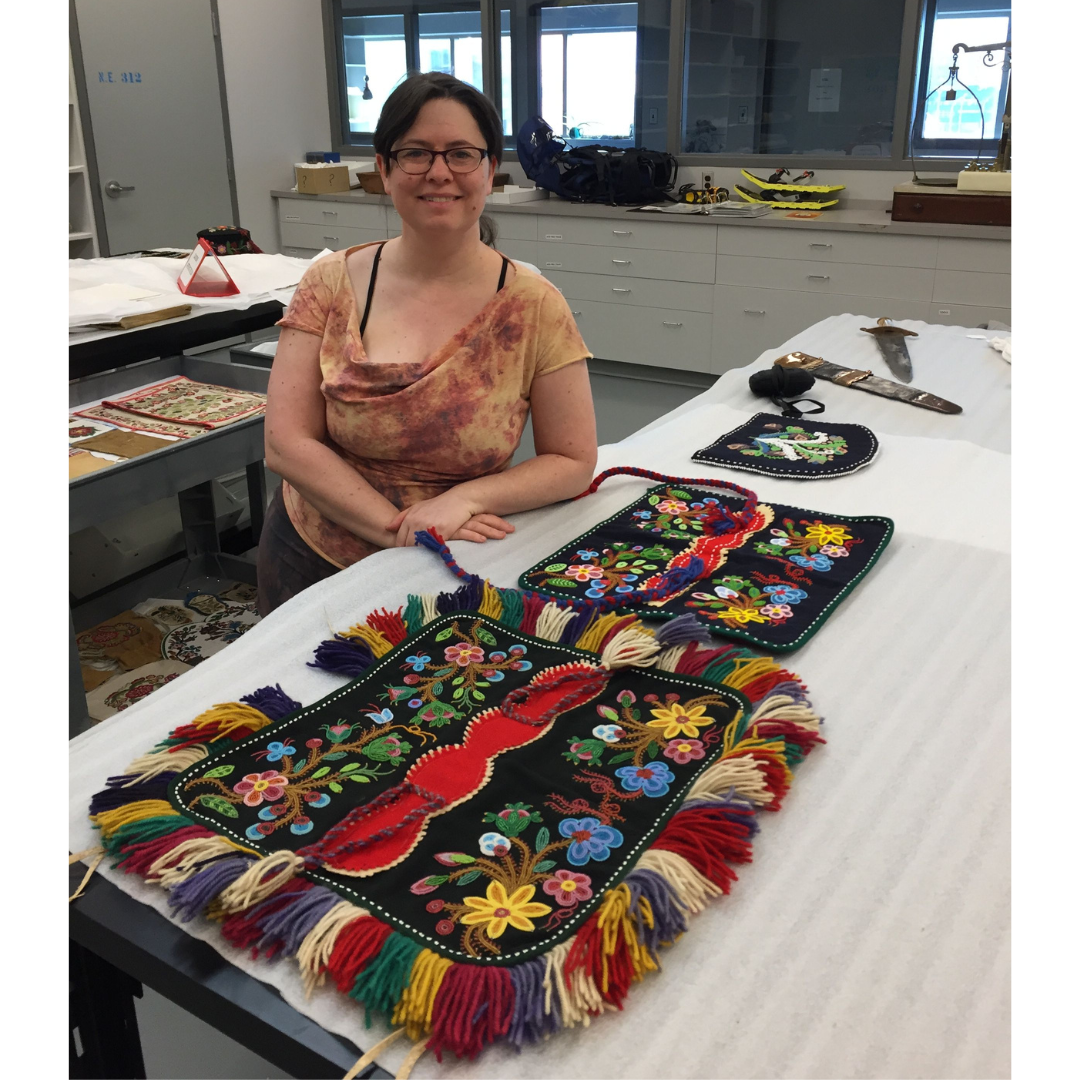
[517,117,678,206]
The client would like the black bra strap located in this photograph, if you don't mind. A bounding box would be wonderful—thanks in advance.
[358,242,386,338]
[497,255,509,292]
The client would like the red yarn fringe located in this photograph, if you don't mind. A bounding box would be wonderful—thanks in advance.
[326,915,395,995]
[427,964,514,1061]
[519,593,547,636]
[366,607,407,645]
[220,878,313,958]
[651,805,756,891]
[117,825,217,876]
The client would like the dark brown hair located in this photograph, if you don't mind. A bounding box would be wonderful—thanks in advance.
[373,72,504,165]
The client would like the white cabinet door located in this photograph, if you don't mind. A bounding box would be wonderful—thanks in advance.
[545,270,714,312]
[279,200,386,231]
[537,215,716,253]
[717,227,938,268]
[539,243,715,283]
[932,270,1011,308]
[279,222,385,251]
[716,255,935,301]
[569,300,714,373]
[937,238,1010,274]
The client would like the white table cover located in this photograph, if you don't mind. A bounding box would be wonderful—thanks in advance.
[69,314,1010,1079]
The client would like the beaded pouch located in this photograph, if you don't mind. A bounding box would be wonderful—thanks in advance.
[88,574,821,1068]
[512,469,892,651]
[691,412,879,479]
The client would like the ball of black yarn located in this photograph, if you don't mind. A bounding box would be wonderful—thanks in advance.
[748,366,816,398]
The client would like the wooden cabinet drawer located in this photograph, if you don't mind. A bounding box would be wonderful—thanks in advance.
[483,212,538,242]
[932,269,1011,307]
[569,300,713,373]
[537,215,716,253]
[716,254,934,301]
[278,199,385,231]
[717,226,937,268]
[712,285,930,373]
[539,242,715,283]
[279,221,385,252]
[545,269,713,312]
[936,237,1010,274]
[927,302,1011,328]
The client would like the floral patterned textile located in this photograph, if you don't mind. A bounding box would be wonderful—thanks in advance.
[167,613,747,962]
[692,413,879,479]
[95,376,266,429]
[85,659,191,722]
[520,484,893,650]
[71,403,209,440]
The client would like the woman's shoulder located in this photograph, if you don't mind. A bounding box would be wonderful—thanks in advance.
[505,260,565,303]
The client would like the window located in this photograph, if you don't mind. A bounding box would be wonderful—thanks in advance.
[682,0,907,157]
[909,0,1011,160]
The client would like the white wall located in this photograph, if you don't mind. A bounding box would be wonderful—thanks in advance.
[217,0,332,253]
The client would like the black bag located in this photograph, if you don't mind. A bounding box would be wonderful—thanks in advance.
[517,116,678,206]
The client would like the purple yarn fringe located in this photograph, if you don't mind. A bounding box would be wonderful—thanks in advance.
[240,684,302,720]
[256,884,341,957]
[308,635,375,677]
[168,855,257,922]
[89,779,171,815]
[508,958,561,1047]
[623,868,689,949]
[654,613,712,649]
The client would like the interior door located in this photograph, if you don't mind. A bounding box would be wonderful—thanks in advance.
[74,0,235,253]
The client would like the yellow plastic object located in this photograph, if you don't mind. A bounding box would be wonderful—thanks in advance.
[734,185,840,210]
[739,169,846,195]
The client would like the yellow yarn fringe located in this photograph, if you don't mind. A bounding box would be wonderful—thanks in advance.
[634,848,720,915]
[91,800,179,839]
[217,850,307,913]
[391,949,454,1040]
[188,702,274,742]
[478,582,503,619]
[123,744,208,785]
[574,611,640,654]
[534,600,578,643]
[655,643,688,672]
[151,836,242,886]
[599,627,660,670]
[686,754,776,807]
[342,624,393,658]
[594,883,660,992]
[420,594,439,625]
[720,655,782,691]
[297,901,370,998]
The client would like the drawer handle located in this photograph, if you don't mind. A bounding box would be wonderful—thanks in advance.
[323,235,339,241]
[808,242,832,249]
[612,259,632,265]
[612,287,632,293]
[322,210,338,217]
[571,310,582,316]
[662,321,683,328]
[807,274,831,281]
[612,230,633,235]
[743,309,766,315]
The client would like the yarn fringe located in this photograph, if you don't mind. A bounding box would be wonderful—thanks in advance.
[88,593,822,1065]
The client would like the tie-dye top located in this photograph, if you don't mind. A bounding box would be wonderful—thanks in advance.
[275,243,592,569]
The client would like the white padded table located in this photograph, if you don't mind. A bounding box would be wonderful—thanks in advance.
[69,313,1010,1079]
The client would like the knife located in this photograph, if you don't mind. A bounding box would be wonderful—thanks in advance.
[774,352,962,414]
[860,317,916,382]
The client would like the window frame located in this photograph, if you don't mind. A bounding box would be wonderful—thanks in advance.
[324,0,1007,170]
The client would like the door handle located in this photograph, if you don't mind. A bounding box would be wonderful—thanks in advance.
[570,310,582,316]
[611,287,632,293]
[322,209,338,216]
[808,242,832,249]
[612,229,633,235]
[743,308,766,315]
[662,321,683,328]
[104,180,135,198]
[611,259,632,265]
[807,274,831,281]
[323,235,339,241]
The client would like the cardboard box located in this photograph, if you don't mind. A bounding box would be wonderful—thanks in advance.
[295,165,351,195]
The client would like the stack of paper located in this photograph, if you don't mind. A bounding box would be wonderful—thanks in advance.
[709,200,773,218]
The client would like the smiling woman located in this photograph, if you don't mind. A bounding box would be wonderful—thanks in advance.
[258,73,598,615]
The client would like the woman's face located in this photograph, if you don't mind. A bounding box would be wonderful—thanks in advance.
[378,98,496,236]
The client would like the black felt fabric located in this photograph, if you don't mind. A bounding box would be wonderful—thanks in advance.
[692,412,879,479]
[167,613,746,964]
[519,484,893,651]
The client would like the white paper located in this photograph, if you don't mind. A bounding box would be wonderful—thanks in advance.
[809,68,842,112]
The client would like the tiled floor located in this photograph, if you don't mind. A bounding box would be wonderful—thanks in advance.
[110,359,712,1079]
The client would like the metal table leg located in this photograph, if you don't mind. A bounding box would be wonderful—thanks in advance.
[245,461,267,544]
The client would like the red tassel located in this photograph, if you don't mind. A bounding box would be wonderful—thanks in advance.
[326,915,394,994]
[740,669,790,704]
[651,806,756,891]
[220,878,311,956]
[674,642,734,677]
[117,825,216,876]
[426,964,514,1061]
[366,607,407,645]
[519,593,547,636]
[564,909,633,1006]
[755,719,825,760]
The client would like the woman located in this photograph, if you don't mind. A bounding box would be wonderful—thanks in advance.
[257,73,597,614]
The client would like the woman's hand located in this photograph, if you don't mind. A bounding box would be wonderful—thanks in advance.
[386,493,515,547]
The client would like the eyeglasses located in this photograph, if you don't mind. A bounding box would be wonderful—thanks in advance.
[388,146,489,174]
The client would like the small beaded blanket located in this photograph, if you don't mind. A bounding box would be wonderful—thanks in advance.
[87,571,822,1069]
